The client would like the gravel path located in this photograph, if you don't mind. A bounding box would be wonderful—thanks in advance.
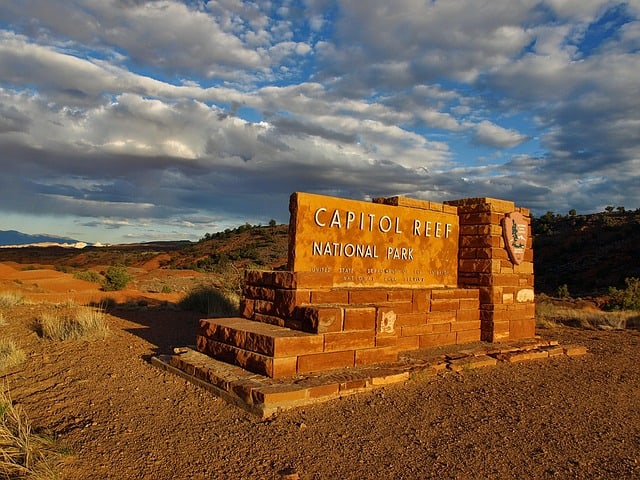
[4,304,640,479]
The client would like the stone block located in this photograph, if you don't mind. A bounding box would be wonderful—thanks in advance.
[387,290,413,302]
[350,289,389,304]
[375,335,398,347]
[254,299,275,316]
[274,289,308,317]
[244,270,274,287]
[396,335,420,351]
[251,385,308,405]
[543,345,565,357]
[509,318,536,339]
[253,313,286,327]
[419,332,457,348]
[412,289,431,312]
[271,271,297,288]
[459,259,493,273]
[355,347,399,366]
[343,307,376,331]
[456,309,480,322]
[240,299,254,319]
[505,350,549,363]
[448,354,497,371]
[297,306,343,333]
[308,383,340,398]
[297,350,355,374]
[427,311,456,324]
[324,331,375,352]
[451,320,481,332]
[563,345,588,356]
[401,324,434,336]
[371,371,410,386]
[243,285,276,301]
[196,335,298,378]
[395,312,427,327]
[456,329,481,344]
[310,289,349,304]
[431,322,452,334]
[339,378,370,392]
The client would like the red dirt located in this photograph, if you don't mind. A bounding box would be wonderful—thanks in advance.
[1,263,640,479]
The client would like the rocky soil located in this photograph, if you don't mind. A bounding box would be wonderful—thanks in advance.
[2,296,639,479]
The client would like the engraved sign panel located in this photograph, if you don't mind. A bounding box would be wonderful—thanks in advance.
[501,211,528,265]
[288,192,459,288]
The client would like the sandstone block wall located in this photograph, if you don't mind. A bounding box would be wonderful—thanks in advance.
[445,197,535,341]
[241,270,480,355]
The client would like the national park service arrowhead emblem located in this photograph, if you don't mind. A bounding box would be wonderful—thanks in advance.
[501,211,528,265]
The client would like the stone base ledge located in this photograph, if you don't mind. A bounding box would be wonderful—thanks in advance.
[152,338,587,418]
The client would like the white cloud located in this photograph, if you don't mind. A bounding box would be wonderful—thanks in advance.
[0,0,639,243]
[474,121,529,149]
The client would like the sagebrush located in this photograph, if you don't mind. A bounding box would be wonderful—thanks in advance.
[0,386,62,479]
[0,339,26,372]
[35,303,109,341]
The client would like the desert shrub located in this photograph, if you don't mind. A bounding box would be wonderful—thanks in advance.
[102,265,132,291]
[606,277,640,311]
[73,270,103,284]
[0,339,26,372]
[0,385,62,479]
[556,284,570,299]
[160,284,173,294]
[35,304,109,341]
[0,292,24,308]
[179,286,240,316]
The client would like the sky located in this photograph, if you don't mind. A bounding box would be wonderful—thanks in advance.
[1,0,639,244]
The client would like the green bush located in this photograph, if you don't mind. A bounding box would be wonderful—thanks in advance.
[179,286,239,316]
[102,265,133,291]
[74,269,103,284]
[606,277,640,311]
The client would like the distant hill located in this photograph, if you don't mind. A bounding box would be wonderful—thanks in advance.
[0,230,82,247]
[0,211,638,299]
[533,209,640,296]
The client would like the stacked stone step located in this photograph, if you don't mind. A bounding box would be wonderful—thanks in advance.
[196,270,481,378]
[444,197,535,342]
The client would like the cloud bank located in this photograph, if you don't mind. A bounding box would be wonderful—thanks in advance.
[0,0,638,242]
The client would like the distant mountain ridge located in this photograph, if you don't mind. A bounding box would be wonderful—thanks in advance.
[0,230,82,247]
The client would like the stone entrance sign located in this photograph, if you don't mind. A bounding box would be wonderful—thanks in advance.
[188,192,535,382]
[287,192,459,288]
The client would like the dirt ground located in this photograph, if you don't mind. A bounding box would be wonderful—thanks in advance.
[2,265,640,479]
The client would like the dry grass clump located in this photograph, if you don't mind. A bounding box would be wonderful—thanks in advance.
[0,386,61,479]
[0,292,24,308]
[35,303,109,341]
[536,299,638,330]
[0,339,26,373]
[179,285,240,316]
